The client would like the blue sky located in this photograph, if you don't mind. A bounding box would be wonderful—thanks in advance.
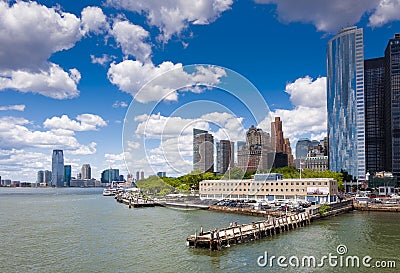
[1,0,400,181]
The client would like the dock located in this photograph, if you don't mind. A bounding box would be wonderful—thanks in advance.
[186,212,311,250]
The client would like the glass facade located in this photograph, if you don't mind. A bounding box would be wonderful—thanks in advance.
[327,26,366,180]
[51,150,64,187]
[364,57,385,173]
[64,165,72,187]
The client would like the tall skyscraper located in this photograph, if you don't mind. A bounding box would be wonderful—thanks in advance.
[44,170,52,185]
[37,170,44,183]
[136,171,140,181]
[271,117,284,153]
[384,34,400,177]
[296,139,312,159]
[64,165,71,187]
[193,128,214,173]
[51,149,64,187]
[81,164,91,179]
[140,171,144,180]
[101,168,119,183]
[283,138,294,166]
[327,26,366,180]
[364,57,386,173]
[237,125,271,172]
[216,140,234,174]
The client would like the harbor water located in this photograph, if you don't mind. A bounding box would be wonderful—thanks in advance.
[0,188,399,272]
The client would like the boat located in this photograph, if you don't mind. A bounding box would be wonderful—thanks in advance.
[103,188,117,196]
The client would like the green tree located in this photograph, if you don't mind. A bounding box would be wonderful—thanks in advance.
[221,167,244,180]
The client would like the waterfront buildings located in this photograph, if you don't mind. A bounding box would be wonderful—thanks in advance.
[157,171,166,177]
[51,150,64,187]
[193,128,214,173]
[199,174,338,203]
[327,26,366,181]
[216,140,234,174]
[364,34,400,178]
[81,164,91,180]
[101,168,120,183]
[237,125,271,172]
[64,165,71,187]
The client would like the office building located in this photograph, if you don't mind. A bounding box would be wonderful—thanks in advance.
[296,139,312,160]
[51,150,64,187]
[283,138,294,166]
[384,34,400,177]
[216,140,234,174]
[141,171,144,180]
[237,125,271,172]
[157,172,166,177]
[101,168,120,183]
[81,164,91,180]
[327,26,366,180]
[37,170,44,183]
[193,128,214,173]
[271,117,284,153]
[64,165,71,187]
[364,57,386,173]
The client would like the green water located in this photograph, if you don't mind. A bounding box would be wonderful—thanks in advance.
[0,188,399,272]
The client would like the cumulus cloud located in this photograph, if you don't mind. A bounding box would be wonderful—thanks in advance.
[43,114,107,131]
[90,54,115,66]
[106,0,233,42]
[111,20,152,62]
[0,64,80,99]
[0,1,84,99]
[369,0,400,27]
[260,76,327,148]
[255,0,381,32]
[81,6,108,35]
[107,61,227,103]
[0,116,97,154]
[0,104,25,111]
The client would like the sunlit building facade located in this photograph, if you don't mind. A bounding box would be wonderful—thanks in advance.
[327,26,366,180]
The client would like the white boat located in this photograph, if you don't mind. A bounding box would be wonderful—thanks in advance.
[103,188,117,196]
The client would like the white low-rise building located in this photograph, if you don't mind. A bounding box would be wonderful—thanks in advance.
[199,174,338,203]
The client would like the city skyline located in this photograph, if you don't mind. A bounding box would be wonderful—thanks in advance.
[1,1,400,181]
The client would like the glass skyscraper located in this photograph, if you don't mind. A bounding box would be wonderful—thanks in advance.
[51,149,64,187]
[327,26,366,180]
[193,128,214,173]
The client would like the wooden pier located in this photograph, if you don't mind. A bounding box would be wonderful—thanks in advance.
[187,212,311,250]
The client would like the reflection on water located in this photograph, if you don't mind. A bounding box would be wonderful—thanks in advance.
[0,188,399,272]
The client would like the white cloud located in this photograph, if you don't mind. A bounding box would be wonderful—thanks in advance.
[259,76,327,149]
[106,0,233,42]
[0,1,81,71]
[255,0,380,32]
[111,20,152,62]
[112,100,129,108]
[43,114,107,131]
[0,116,97,154]
[0,104,25,111]
[0,64,80,99]
[107,61,226,103]
[369,0,400,27]
[81,6,108,35]
[90,54,115,66]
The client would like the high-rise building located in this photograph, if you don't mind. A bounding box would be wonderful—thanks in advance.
[216,140,234,174]
[136,171,140,181]
[64,165,71,187]
[327,26,366,180]
[384,34,400,177]
[283,138,294,167]
[140,171,144,180]
[364,57,386,174]
[271,117,284,153]
[37,170,44,183]
[101,168,120,183]
[237,125,271,172]
[51,150,64,187]
[81,164,91,179]
[44,170,52,185]
[296,138,312,160]
[193,128,214,173]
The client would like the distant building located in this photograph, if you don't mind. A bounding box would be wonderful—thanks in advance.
[193,128,214,173]
[141,171,144,180]
[136,171,140,181]
[216,140,234,174]
[44,170,51,185]
[101,168,120,183]
[37,170,44,184]
[157,172,166,177]
[271,117,284,153]
[237,125,271,172]
[327,26,366,180]
[51,150,64,187]
[283,138,294,167]
[64,165,71,187]
[81,164,91,180]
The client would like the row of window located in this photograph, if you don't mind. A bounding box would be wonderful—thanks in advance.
[203,181,333,187]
